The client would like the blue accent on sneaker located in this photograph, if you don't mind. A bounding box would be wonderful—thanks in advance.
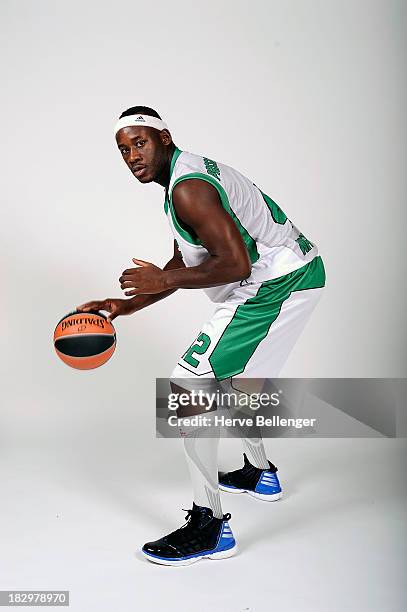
[255,470,282,495]
[218,454,283,500]
[216,521,236,552]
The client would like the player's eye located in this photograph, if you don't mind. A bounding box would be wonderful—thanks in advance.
[120,148,129,155]
[136,140,146,148]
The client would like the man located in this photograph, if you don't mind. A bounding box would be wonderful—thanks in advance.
[78,105,325,566]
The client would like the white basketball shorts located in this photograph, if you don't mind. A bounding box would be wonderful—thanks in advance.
[171,256,326,386]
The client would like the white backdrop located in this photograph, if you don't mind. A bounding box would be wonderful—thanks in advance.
[1,2,406,610]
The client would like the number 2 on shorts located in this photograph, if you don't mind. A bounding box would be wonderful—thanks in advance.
[183,333,211,368]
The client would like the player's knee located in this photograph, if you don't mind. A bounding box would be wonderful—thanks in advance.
[169,367,217,418]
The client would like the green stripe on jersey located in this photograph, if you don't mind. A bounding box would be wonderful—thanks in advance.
[164,147,183,215]
[170,147,183,177]
[169,173,260,263]
[257,186,288,224]
[209,256,326,380]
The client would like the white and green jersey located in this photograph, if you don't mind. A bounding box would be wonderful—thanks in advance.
[164,147,319,303]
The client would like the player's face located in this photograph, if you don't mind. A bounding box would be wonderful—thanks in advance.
[116,126,169,184]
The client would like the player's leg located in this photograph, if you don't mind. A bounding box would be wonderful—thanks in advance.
[217,377,283,500]
[218,377,270,468]
[142,376,237,566]
[241,437,269,469]
[215,256,326,499]
[175,379,223,518]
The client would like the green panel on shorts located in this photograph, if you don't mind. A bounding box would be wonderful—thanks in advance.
[169,173,260,263]
[209,256,326,380]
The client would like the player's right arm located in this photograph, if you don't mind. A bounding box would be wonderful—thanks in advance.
[77,240,184,322]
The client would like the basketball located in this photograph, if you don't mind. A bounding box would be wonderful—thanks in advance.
[53,311,116,370]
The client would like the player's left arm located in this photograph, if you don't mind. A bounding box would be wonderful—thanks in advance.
[119,179,251,295]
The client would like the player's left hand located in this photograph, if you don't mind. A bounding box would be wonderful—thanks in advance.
[119,258,168,295]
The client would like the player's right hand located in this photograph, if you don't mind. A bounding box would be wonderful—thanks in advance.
[76,298,135,322]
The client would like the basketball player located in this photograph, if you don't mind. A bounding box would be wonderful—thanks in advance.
[78,106,326,566]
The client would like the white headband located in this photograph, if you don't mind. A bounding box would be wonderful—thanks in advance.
[114,114,168,135]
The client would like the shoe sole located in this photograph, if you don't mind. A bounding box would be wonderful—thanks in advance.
[219,483,283,502]
[141,543,238,566]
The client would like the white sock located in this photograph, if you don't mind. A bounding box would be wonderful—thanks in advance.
[218,378,270,470]
[179,418,223,519]
[241,436,269,469]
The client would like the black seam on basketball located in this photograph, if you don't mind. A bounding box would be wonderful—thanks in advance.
[55,345,115,360]
[55,333,115,340]
[54,335,115,357]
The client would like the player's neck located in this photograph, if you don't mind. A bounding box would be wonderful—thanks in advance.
[154,144,176,189]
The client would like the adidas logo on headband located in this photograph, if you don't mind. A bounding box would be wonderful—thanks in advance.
[114,114,169,135]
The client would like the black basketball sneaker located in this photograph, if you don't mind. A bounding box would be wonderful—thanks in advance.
[219,453,282,501]
[141,503,237,566]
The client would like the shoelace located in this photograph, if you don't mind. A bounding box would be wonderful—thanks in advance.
[182,508,198,522]
[164,508,233,545]
[181,508,231,524]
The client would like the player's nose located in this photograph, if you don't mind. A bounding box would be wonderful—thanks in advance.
[128,146,141,163]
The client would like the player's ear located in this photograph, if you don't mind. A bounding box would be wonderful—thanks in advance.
[160,129,172,146]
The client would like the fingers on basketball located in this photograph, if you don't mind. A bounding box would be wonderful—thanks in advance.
[77,301,104,313]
